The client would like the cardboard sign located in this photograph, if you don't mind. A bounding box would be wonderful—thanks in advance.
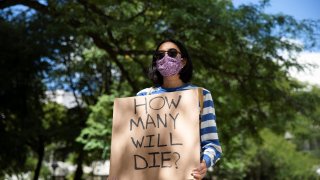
[109,89,200,180]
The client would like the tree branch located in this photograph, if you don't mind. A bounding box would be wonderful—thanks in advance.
[87,32,138,92]
[77,0,113,21]
[118,49,153,56]
[124,2,150,22]
[1,0,140,92]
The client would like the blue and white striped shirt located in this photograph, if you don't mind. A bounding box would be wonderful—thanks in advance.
[137,83,222,168]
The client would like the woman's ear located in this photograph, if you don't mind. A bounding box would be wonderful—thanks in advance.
[182,58,187,66]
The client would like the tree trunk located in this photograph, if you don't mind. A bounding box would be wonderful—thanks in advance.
[33,139,45,180]
[74,148,84,180]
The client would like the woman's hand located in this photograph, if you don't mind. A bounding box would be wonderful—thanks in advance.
[191,160,207,180]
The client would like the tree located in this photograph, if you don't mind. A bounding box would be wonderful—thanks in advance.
[248,129,319,179]
[0,12,49,179]
[0,9,86,179]
[1,0,319,179]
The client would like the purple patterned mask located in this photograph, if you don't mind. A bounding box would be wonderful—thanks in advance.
[156,54,184,77]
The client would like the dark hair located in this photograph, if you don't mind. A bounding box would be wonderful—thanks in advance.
[149,39,193,85]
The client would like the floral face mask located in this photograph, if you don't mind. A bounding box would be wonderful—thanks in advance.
[155,51,184,77]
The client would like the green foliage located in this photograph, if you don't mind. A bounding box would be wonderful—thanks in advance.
[42,102,67,131]
[1,0,320,179]
[217,128,319,179]
[77,90,130,160]
[77,95,114,152]
[256,129,318,179]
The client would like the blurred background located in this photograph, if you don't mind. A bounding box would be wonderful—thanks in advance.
[0,0,319,179]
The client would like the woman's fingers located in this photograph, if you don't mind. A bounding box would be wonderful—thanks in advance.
[192,170,206,179]
[192,173,201,179]
[192,161,208,179]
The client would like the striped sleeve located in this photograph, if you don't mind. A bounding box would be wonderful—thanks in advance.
[200,89,222,168]
[136,88,150,96]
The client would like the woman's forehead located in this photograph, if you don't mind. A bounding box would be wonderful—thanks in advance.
[158,42,180,51]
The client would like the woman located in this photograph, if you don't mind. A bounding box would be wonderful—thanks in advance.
[137,39,222,179]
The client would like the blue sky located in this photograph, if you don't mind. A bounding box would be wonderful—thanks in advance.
[233,0,320,20]
[233,0,320,85]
